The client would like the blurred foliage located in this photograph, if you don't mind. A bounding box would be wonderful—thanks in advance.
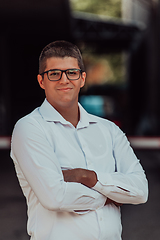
[107,53,125,83]
[82,51,126,86]
[70,0,122,18]
[70,0,125,86]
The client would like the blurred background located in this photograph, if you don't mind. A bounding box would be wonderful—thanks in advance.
[0,0,160,239]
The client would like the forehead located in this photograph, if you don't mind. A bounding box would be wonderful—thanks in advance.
[45,57,79,70]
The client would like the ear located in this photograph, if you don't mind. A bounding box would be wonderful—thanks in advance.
[37,74,45,90]
[80,72,86,88]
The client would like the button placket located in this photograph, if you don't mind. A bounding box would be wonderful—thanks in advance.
[95,209,104,240]
[74,129,88,168]
[75,129,95,170]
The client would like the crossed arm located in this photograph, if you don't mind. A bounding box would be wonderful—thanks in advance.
[12,117,148,212]
[62,168,123,207]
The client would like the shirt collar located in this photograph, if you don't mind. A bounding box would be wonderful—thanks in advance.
[39,99,97,128]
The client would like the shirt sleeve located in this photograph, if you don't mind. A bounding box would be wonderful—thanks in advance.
[92,124,148,205]
[11,117,106,213]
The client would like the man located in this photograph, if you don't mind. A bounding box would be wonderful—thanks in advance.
[11,40,148,240]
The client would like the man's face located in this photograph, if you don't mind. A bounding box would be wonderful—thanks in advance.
[37,57,86,110]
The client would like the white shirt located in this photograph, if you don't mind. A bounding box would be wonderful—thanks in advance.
[11,99,148,240]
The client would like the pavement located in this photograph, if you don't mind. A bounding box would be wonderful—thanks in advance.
[0,149,160,240]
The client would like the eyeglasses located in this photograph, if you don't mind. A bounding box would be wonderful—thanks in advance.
[40,68,82,81]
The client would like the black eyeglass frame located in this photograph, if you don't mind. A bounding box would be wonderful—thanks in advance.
[40,68,83,81]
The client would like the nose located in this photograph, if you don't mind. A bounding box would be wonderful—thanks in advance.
[59,72,69,84]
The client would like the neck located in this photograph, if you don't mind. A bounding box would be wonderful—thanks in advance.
[54,103,80,128]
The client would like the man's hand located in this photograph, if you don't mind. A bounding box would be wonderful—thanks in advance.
[62,168,98,188]
[62,169,122,207]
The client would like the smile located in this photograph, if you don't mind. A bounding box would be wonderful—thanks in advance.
[57,88,72,92]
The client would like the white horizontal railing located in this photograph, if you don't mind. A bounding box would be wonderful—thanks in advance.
[0,137,11,149]
[128,137,160,149]
[1,136,160,150]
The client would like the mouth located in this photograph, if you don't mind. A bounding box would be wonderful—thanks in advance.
[57,88,73,92]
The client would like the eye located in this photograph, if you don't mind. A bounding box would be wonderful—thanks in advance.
[48,70,61,76]
[67,69,79,75]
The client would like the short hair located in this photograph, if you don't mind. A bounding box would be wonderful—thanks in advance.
[39,40,85,74]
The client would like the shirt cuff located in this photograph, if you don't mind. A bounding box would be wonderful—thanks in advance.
[92,172,143,197]
[95,172,114,186]
[92,172,114,196]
